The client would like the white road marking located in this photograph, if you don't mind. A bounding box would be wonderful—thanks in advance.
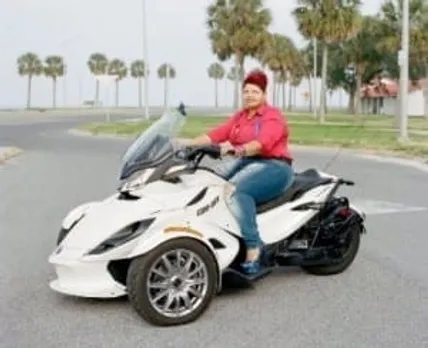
[352,199,428,216]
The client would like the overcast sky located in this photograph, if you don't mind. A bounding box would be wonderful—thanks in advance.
[0,0,384,109]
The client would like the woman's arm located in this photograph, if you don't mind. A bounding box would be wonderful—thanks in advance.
[178,134,212,146]
[235,109,288,156]
[178,113,238,146]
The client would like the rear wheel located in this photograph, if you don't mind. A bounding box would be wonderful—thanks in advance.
[126,238,218,326]
[301,223,362,276]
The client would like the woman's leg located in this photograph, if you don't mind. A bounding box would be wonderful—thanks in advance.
[226,159,294,272]
[211,158,246,180]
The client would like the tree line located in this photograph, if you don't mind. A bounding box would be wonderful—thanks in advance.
[16,0,428,120]
[206,0,428,122]
[16,53,177,109]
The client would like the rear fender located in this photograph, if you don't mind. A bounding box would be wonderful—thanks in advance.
[348,203,367,233]
[324,200,367,235]
[349,203,366,223]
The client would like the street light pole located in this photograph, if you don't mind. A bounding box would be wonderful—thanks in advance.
[398,0,409,142]
[313,37,317,118]
[142,0,150,120]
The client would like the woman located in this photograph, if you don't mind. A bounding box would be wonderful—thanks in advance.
[182,70,294,274]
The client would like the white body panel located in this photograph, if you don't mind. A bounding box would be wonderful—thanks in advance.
[48,163,360,299]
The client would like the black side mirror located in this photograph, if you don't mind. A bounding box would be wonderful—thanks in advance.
[177,102,187,116]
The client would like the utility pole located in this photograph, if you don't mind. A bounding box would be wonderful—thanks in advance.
[398,0,409,142]
[142,0,150,120]
[313,37,318,118]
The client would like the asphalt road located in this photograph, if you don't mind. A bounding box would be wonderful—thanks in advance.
[1,112,428,348]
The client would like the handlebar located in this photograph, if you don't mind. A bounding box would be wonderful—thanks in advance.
[174,144,222,166]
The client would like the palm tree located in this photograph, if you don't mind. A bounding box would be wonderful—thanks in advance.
[208,62,225,108]
[157,63,176,109]
[340,16,384,115]
[288,51,306,111]
[207,0,272,109]
[301,41,324,113]
[377,0,428,80]
[107,59,127,107]
[293,0,363,122]
[17,52,43,109]
[226,66,244,107]
[227,66,245,86]
[273,71,287,109]
[87,53,108,106]
[261,33,297,105]
[130,59,148,108]
[43,55,65,108]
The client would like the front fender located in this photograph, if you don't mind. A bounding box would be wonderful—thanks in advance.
[62,201,99,229]
[128,220,240,271]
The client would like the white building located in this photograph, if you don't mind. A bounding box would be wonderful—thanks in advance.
[360,78,428,117]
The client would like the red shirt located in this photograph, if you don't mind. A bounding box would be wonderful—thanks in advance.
[207,104,292,160]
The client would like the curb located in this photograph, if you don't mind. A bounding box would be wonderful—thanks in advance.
[67,128,134,139]
[68,128,428,172]
[0,146,23,164]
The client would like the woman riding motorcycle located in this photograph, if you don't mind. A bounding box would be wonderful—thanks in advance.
[181,69,294,274]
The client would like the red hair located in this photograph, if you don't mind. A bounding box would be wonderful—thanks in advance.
[243,70,268,92]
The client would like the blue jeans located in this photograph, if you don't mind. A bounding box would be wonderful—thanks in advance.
[213,158,294,249]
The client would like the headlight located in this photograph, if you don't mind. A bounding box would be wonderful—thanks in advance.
[119,170,146,192]
[87,218,155,255]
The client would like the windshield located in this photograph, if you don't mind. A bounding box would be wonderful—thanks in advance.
[119,109,186,180]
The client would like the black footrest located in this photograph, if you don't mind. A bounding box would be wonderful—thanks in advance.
[223,266,273,284]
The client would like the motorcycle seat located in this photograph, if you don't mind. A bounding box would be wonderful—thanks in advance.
[256,169,334,214]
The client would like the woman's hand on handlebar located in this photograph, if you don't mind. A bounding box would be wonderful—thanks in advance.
[220,142,235,156]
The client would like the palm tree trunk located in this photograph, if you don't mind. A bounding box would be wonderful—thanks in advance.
[355,73,362,115]
[308,77,313,112]
[138,77,142,108]
[293,86,297,108]
[95,80,99,107]
[27,75,32,109]
[215,79,218,108]
[282,83,286,110]
[319,45,329,123]
[272,81,276,106]
[52,78,57,108]
[164,78,168,108]
[348,89,356,114]
[324,92,328,114]
[115,80,119,107]
[288,82,292,111]
[224,79,227,107]
[237,54,245,110]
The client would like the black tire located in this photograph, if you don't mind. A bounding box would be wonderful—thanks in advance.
[301,223,362,276]
[126,237,218,326]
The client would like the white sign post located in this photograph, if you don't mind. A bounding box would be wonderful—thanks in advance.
[94,74,118,122]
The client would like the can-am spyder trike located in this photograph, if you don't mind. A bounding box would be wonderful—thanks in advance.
[49,106,367,327]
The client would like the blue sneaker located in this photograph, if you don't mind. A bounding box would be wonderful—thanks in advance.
[240,260,261,274]
[240,246,266,274]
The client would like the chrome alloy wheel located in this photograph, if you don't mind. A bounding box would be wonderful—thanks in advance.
[146,248,209,318]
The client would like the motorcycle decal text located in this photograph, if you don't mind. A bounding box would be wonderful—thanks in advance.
[196,195,220,216]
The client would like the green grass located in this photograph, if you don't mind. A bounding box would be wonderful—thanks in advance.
[284,112,428,130]
[79,114,428,157]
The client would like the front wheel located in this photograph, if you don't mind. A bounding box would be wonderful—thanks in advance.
[301,223,362,276]
[126,238,218,326]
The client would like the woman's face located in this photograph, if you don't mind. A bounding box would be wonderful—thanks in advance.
[243,83,265,109]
